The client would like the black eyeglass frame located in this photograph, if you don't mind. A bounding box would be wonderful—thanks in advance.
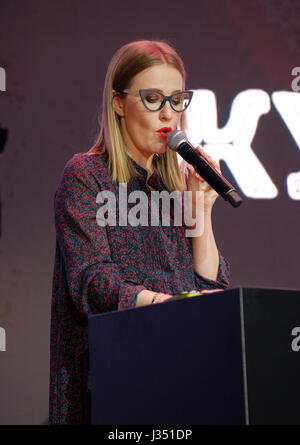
[139,89,193,112]
[118,88,194,112]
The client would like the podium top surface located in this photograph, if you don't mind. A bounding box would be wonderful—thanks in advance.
[88,286,300,320]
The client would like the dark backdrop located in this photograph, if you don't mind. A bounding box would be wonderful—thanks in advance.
[0,0,299,424]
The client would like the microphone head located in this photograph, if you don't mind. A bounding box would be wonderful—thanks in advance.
[167,130,187,151]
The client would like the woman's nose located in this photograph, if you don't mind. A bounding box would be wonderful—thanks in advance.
[159,100,173,120]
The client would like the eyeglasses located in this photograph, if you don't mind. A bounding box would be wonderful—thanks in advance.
[120,89,193,112]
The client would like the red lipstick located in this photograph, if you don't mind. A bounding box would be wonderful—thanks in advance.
[157,127,172,139]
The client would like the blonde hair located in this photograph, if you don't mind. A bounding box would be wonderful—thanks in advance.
[88,40,187,191]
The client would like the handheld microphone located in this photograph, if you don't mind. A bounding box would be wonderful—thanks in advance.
[167,130,243,208]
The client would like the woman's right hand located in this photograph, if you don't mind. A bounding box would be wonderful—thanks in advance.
[136,289,173,306]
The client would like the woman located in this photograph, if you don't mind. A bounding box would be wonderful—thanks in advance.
[49,40,230,424]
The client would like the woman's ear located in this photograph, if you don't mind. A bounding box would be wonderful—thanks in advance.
[112,91,125,117]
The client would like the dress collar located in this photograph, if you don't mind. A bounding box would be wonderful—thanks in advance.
[127,155,164,191]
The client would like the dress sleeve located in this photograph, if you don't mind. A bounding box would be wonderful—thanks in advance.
[193,251,230,290]
[54,156,145,317]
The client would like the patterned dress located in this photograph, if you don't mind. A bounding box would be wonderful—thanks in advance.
[49,152,230,424]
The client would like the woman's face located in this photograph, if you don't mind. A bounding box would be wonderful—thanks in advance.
[114,64,184,164]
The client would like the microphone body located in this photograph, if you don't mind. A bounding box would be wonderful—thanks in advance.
[167,130,242,208]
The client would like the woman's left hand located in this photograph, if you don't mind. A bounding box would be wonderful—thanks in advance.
[183,146,221,211]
